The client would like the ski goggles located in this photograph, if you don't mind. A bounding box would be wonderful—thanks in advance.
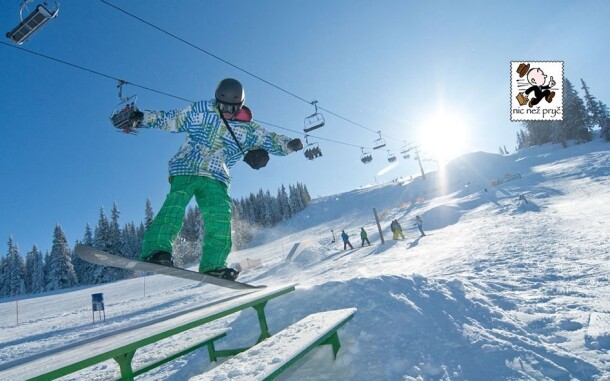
[217,100,243,116]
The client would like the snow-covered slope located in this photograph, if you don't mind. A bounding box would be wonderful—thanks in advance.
[1,140,609,380]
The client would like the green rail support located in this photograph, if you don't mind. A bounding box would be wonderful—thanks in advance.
[0,284,296,381]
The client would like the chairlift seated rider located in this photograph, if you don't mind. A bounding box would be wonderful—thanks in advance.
[304,146,322,160]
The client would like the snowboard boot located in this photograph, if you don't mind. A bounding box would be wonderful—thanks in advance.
[144,251,174,267]
[204,267,240,281]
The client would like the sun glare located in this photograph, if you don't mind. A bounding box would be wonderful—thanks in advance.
[419,112,470,166]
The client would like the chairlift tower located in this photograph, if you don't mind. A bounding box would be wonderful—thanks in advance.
[412,145,426,180]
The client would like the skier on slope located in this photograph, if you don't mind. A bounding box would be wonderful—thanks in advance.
[360,227,371,247]
[116,78,303,280]
[390,219,405,240]
[341,230,354,250]
[415,215,426,237]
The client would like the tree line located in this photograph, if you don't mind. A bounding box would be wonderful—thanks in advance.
[516,78,610,150]
[0,182,311,297]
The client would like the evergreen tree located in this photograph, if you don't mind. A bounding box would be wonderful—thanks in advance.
[516,129,528,151]
[144,199,155,229]
[0,254,8,297]
[4,237,26,296]
[46,225,78,291]
[562,78,592,143]
[108,203,131,279]
[25,245,45,294]
[598,100,610,141]
[289,184,304,215]
[72,224,95,284]
[522,120,554,146]
[181,206,202,242]
[297,182,312,206]
[43,250,51,288]
[92,207,119,283]
[121,222,141,261]
[277,185,291,220]
[581,79,601,128]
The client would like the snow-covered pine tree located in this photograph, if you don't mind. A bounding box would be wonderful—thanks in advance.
[0,253,8,297]
[516,129,528,150]
[289,184,304,215]
[92,207,120,283]
[261,189,278,226]
[72,224,95,284]
[581,79,601,129]
[597,100,610,141]
[25,245,45,294]
[181,206,202,242]
[109,203,130,279]
[522,120,554,146]
[277,185,291,220]
[297,182,311,206]
[144,198,155,229]
[46,225,78,291]
[562,78,592,143]
[4,237,26,297]
[121,222,141,261]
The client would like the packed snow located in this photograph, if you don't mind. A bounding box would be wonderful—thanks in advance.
[1,140,609,380]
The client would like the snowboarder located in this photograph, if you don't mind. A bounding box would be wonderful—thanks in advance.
[360,227,371,247]
[118,78,303,280]
[390,219,405,240]
[415,215,425,237]
[331,229,336,243]
[341,230,354,250]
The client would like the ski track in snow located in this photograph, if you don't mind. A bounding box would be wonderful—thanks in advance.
[1,140,610,380]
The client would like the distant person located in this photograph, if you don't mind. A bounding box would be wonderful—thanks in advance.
[331,229,336,243]
[360,227,371,247]
[390,219,405,240]
[415,215,425,237]
[341,230,354,250]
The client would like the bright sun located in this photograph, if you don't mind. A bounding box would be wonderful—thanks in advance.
[419,112,470,166]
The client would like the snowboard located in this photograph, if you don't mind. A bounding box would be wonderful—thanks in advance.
[74,245,265,290]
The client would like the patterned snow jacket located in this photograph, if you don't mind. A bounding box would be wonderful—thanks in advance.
[141,99,294,186]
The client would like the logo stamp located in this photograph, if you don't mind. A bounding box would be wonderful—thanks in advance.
[511,61,563,121]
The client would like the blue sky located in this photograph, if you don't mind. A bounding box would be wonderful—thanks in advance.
[1,0,609,255]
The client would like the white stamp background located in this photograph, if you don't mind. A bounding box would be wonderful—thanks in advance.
[511,61,564,121]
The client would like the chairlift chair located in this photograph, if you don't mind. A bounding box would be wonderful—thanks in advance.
[303,100,325,133]
[360,147,372,164]
[372,131,386,150]
[303,135,323,160]
[6,1,59,45]
[110,81,141,134]
[387,151,397,163]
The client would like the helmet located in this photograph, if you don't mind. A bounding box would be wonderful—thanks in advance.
[215,78,245,115]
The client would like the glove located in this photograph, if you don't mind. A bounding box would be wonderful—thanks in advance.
[287,138,303,152]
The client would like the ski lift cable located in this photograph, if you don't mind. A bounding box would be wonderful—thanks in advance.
[255,119,367,150]
[97,0,397,139]
[98,0,310,105]
[1,40,418,155]
[0,41,194,103]
[0,41,381,151]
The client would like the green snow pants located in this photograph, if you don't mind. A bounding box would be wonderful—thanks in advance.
[141,175,232,273]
